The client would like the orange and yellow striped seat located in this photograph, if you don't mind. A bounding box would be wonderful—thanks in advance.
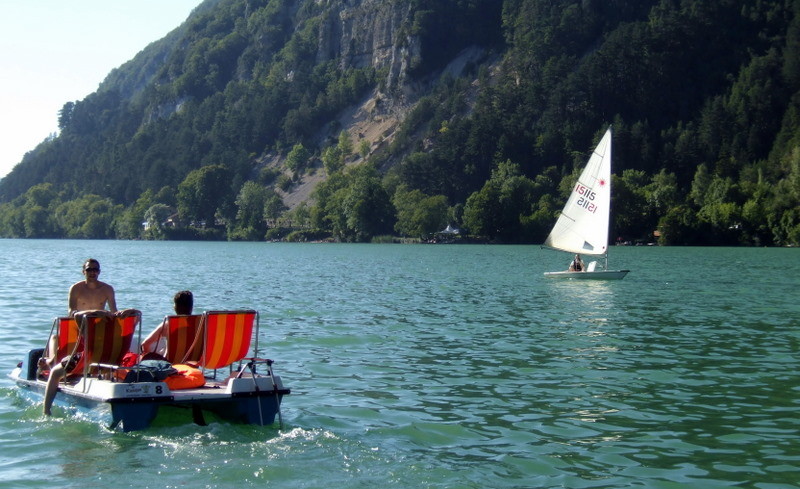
[54,316,80,361]
[163,314,203,364]
[81,310,139,372]
[40,317,84,378]
[199,310,257,370]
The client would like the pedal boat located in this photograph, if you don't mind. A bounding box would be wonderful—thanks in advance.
[9,310,290,432]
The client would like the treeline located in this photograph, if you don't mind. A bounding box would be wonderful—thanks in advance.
[0,0,799,245]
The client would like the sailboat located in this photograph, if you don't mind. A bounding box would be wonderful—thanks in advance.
[543,126,629,280]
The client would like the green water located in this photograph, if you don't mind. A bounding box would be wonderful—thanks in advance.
[0,240,798,488]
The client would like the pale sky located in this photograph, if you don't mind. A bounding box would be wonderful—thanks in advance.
[0,0,204,180]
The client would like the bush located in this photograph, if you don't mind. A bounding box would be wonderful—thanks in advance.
[285,229,330,242]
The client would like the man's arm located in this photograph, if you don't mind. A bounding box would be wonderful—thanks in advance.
[67,283,78,316]
[106,285,118,313]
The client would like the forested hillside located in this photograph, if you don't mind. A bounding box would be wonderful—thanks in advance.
[1,0,798,245]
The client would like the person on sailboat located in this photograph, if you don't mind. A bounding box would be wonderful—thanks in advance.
[568,254,584,272]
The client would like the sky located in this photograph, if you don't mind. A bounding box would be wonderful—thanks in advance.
[0,0,204,180]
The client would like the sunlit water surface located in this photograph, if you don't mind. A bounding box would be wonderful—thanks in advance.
[0,240,797,488]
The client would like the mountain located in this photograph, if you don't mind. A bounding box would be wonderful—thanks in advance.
[1,0,798,245]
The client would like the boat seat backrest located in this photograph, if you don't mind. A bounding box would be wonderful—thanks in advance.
[164,314,203,364]
[81,310,140,371]
[200,310,257,370]
[55,317,80,360]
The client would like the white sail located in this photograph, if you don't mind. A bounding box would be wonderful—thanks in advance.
[543,127,612,256]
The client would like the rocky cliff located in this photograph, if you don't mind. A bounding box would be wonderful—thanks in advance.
[317,0,419,89]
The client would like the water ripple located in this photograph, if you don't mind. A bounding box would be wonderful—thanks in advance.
[1,242,799,488]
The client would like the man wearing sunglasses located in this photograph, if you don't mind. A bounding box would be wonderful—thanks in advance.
[68,258,117,317]
[41,258,119,415]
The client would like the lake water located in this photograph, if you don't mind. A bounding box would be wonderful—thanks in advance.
[0,240,798,488]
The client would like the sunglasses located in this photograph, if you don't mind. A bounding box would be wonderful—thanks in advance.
[84,267,100,273]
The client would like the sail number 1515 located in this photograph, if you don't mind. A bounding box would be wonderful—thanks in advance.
[574,184,598,213]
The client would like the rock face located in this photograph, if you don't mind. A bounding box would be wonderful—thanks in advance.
[315,0,420,89]
[276,0,493,208]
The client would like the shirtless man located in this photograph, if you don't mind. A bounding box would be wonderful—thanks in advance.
[68,258,117,316]
[42,258,118,415]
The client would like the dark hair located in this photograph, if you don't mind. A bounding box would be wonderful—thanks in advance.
[83,258,100,270]
[174,290,193,315]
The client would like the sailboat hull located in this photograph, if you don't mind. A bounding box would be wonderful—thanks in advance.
[544,270,629,280]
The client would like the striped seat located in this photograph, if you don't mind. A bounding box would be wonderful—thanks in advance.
[199,310,257,370]
[41,317,84,378]
[81,310,139,374]
[55,316,80,361]
[161,314,203,364]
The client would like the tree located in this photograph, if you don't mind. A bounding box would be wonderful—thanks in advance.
[235,181,270,233]
[285,143,310,173]
[177,165,232,226]
[613,169,651,241]
[143,203,173,239]
[23,206,56,238]
[766,146,800,245]
[463,182,501,238]
[58,101,75,130]
[658,204,704,245]
[264,192,287,222]
[393,186,450,239]
[54,195,122,239]
[25,183,58,208]
[359,139,371,158]
[15,183,61,238]
[116,189,155,239]
[312,164,394,241]
[0,203,23,237]
[521,193,559,244]
[337,130,353,158]
[463,161,537,241]
[322,145,344,175]
[340,166,394,241]
[644,169,680,216]
[689,164,712,207]
[286,201,311,229]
